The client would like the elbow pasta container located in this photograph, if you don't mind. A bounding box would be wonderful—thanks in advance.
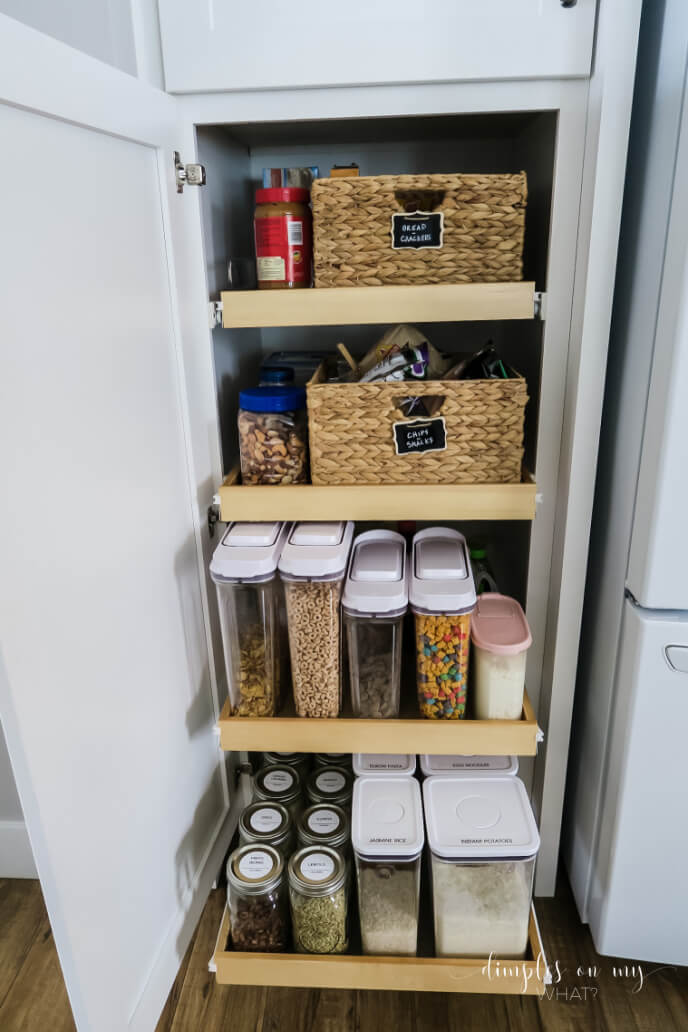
[278,521,354,718]
[470,593,532,719]
[342,530,408,719]
[209,522,290,717]
[409,528,476,719]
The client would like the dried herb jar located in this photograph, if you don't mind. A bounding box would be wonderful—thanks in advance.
[238,801,294,859]
[226,844,289,952]
[253,763,303,823]
[306,765,353,811]
[297,804,350,855]
[288,846,349,954]
[238,386,308,486]
[262,751,312,782]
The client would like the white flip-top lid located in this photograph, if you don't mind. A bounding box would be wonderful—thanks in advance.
[353,754,416,776]
[278,521,354,580]
[420,755,518,777]
[209,522,290,583]
[423,776,540,860]
[352,776,424,859]
[342,530,408,616]
[410,528,476,614]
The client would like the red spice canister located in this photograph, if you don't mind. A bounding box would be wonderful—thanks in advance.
[254,188,312,290]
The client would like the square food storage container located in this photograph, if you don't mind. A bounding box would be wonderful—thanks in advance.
[470,593,532,719]
[410,528,476,719]
[419,755,518,777]
[210,521,290,717]
[353,754,417,777]
[342,530,408,718]
[423,775,539,958]
[352,775,424,956]
[278,521,354,717]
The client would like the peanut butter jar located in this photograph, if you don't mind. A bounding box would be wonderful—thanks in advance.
[254,187,312,289]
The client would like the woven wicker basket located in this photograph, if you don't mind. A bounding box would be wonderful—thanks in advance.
[311,172,527,288]
[306,366,528,485]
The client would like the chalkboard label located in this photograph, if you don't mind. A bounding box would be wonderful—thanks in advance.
[391,211,444,250]
[393,418,447,456]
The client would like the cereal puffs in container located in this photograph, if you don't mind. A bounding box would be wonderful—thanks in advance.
[409,529,477,719]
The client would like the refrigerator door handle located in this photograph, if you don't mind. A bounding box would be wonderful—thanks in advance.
[664,645,688,672]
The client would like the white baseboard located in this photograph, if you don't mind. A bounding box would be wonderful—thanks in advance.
[0,819,38,878]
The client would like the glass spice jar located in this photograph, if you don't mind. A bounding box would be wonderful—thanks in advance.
[226,844,289,952]
[288,846,349,954]
[296,803,350,855]
[254,187,312,290]
[253,763,303,823]
[305,765,353,811]
[238,801,294,859]
[262,751,312,783]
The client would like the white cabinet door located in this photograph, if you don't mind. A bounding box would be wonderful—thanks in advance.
[158,0,597,94]
[0,17,231,1032]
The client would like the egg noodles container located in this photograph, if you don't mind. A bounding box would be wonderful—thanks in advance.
[409,528,477,719]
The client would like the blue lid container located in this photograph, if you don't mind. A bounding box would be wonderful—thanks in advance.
[260,365,295,386]
[239,386,306,413]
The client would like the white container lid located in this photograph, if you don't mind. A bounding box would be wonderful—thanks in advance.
[353,754,417,776]
[342,530,408,617]
[409,528,476,614]
[423,776,540,860]
[352,776,424,860]
[209,521,290,583]
[470,593,532,655]
[278,521,354,581]
[419,755,519,777]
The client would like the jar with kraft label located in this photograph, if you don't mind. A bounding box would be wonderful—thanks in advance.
[226,844,289,952]
[254,187,312,289]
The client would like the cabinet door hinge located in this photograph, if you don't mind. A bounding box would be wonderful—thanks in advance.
[175,151,206,193]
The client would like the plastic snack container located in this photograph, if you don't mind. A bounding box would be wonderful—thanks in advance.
[409,528,477,719]
[352,776,424,956]
[210,522,290,717]
[423,775,540,957]
[353,754,417,777]
[342,530,408,718]
[470,593,532,719]
[278,521,354,717]
[238,386,308,485]
[419,755,518,777]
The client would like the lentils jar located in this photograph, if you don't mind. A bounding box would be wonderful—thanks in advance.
[253,763,303,822]
[423,776,540,958]
[297,803,350,855]
[238,386,308,486]
[342,530,408,718]
[306,765,353,811]
[409,528,477,719]
[278,521,354,718]
[238,801,294,859]
[226,844,289,952]
[209,521,290,717]
[352,776,424,956]
[288,846,349,954]
[254,187,312,290]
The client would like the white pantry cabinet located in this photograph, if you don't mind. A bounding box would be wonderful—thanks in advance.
[0,1,640,1029]
[158,0,598,94]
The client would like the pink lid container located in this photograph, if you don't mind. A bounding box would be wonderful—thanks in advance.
[470,593,532,656]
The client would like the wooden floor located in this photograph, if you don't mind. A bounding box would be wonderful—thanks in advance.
[1,873,686,1031]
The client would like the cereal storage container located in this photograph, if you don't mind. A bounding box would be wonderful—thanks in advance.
[210,521,290,717]
[288,846,349,953]
[470,593,532,719]
[238,386,308,485]
[314,753,351,769]
[253,763,303,822]
[278,521,354,717]
[342,530,408,718]
[423,775,540,958]
[353,754,416,777]
[419,754,518,777]
[238,801,294,859]
[226,844,289,952]
[306,765,353,810]
[296,804,350,854]
[409,528,477,719]
[262,751,311,781]
[352,776,424,956]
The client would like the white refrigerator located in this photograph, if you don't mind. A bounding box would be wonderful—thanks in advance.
[565,0,688,964]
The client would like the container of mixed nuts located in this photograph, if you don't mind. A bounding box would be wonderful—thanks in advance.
[288,845,349,954]
[342,530,408,718]
[238,386,309,485]
[226,843,289,952]
[253,763,304,822]
[210,521,291,717]
[238,801,294,859]
[278,521,354,718]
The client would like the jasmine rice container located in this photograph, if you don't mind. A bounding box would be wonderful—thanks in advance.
[352,775,424,956]
[423,775,539,958]
[342,530,408,718]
